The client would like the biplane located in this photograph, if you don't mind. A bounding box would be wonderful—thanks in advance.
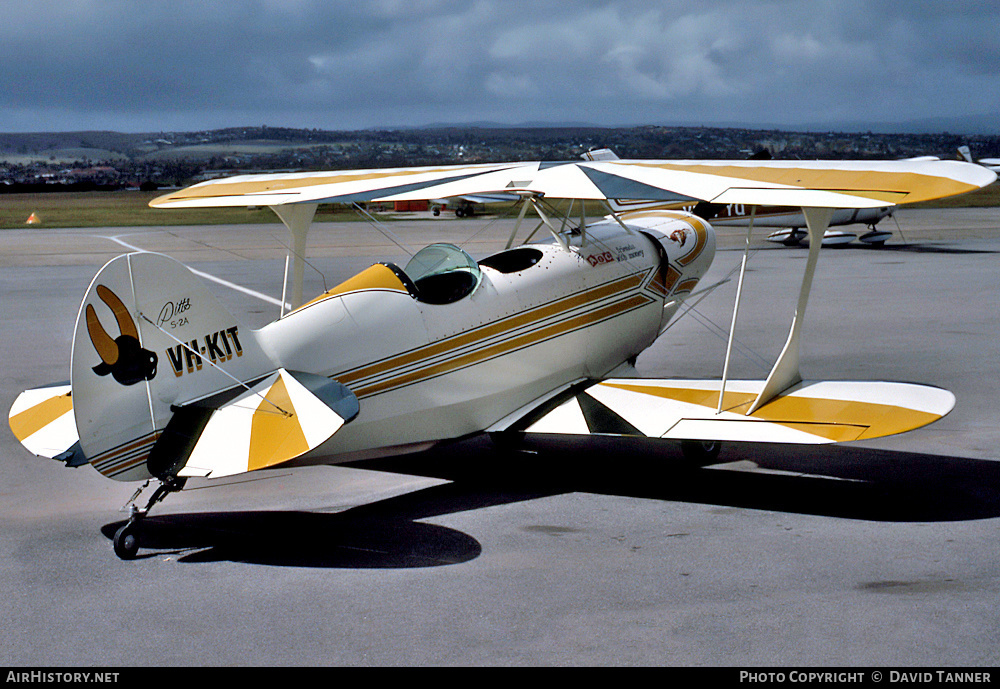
[8,154,995,558]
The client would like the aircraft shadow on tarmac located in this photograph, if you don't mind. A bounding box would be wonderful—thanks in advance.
[101,510,482,568]
[101,434,1000,568]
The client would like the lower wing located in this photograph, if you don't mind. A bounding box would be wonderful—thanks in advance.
[499,378,954,445]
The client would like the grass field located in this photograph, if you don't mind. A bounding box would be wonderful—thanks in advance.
[1,181,997,229]
[0,190,374,229]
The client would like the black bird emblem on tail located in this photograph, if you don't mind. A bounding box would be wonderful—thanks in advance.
[86,285,158,386]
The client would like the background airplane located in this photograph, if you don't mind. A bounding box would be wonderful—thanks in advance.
[958,145,1000,173]
[430,192,518,217]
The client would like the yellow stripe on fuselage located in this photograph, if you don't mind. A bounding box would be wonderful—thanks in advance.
[89,430,160,478]
[338,271,649,391]
[294,264,408,312]
[355,293,653,397]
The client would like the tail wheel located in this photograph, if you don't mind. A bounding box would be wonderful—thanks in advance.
[113,523,140,560]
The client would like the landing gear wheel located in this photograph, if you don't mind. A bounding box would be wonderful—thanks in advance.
[681,439,722,467]
[113,523,140,560]
[112,477,185,560]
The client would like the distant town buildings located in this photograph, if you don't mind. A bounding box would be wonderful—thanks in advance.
[2,125,998,192]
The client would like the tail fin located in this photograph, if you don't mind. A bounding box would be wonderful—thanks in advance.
[71,252,277,481]
[581,148,620,161]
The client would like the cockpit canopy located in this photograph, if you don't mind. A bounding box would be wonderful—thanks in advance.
[402,243,482,305]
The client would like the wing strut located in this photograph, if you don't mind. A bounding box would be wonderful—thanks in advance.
[745,206,833,414]
[270,203,318,312]
[718,206,757,413]
[601,201,636,236]
[505,196,533,249]
[529,197,569,251]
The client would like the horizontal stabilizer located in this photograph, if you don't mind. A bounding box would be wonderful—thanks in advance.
[174,369,359,479]
[8,384,78,460]
[517,378,955,445]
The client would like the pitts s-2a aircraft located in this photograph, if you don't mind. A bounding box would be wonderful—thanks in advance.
[9,155,996,558]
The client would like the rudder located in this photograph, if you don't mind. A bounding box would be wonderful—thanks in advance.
[71,252,275,481]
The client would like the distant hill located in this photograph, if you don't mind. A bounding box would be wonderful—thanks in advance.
[399,113,1000,136]
[2,124,998,192]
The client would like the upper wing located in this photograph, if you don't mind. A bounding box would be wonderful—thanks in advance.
[150,158,996,210]
[150,163,533,208]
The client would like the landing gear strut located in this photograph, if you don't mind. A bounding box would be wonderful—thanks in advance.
[113,477,186,560]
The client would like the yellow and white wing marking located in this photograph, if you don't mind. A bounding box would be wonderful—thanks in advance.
[9,384,78,459]
[149,163,529,208]
[179,369,358,479]
[521,379,955,444]
[150,158,996,210]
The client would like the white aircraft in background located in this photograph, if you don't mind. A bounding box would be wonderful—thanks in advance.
[958,145,1000,173]
[430,192,518,217]
[8,153,994,559]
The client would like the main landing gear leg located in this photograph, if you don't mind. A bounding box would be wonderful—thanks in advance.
[114,477,186,560]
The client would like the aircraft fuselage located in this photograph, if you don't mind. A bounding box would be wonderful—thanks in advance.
[256,211,716,461]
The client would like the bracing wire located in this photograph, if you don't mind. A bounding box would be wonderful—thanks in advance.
[269,230,329,294]
[352,203,415,256]
[458,200,523,252]
[137,313,292,417]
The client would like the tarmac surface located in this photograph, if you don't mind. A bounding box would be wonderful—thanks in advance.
[2,207,999,667]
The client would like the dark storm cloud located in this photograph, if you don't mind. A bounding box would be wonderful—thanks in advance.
[1,0,998,132]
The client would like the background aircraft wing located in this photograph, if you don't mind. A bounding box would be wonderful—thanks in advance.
[150,159,996,210]
[447,193,521,204]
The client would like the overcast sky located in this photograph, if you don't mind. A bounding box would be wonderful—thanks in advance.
[2,0,998,133]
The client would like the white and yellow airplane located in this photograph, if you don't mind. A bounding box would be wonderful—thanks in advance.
[8,154,995,559]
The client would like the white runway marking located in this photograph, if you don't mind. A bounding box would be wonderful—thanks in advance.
[97,234,289,308]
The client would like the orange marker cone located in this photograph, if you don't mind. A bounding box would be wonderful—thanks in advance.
[26,212,41,224]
